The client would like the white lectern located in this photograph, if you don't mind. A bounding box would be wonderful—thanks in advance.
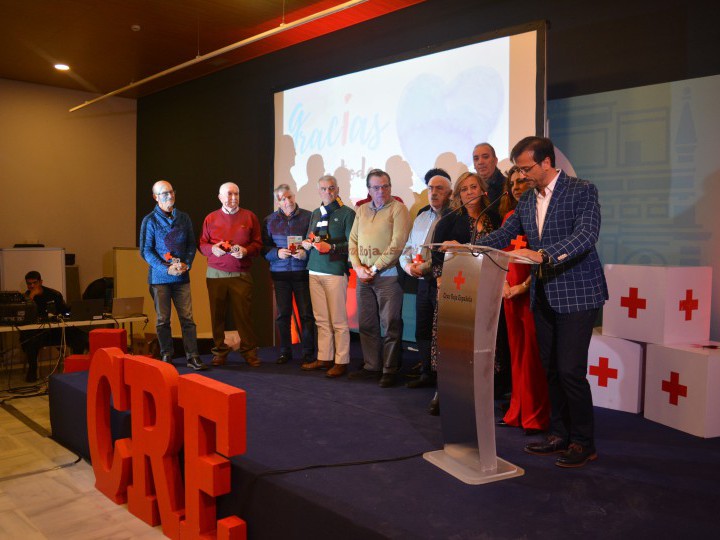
[423,244,532,484]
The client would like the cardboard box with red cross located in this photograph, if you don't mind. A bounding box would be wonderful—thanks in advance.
[602,265,712,344]
[644,341,720,438]
[587,329,645,413]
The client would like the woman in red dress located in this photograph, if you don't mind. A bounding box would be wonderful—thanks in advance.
[497,167,550,434]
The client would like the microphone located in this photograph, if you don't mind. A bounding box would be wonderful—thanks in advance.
[432,190,508,232]
[469,191,509,245]
[423,190,509,252]
[430,192,486,232]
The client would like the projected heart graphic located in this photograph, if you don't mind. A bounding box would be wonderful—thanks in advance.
[396,66,504,179]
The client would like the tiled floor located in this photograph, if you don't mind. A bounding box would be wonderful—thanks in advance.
[0,370,164,539]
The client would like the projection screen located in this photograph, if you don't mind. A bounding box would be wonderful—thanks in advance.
[274,22,547,210]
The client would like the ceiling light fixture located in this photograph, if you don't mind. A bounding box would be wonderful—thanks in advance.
[69,0,369,112]
[55,64,70,71]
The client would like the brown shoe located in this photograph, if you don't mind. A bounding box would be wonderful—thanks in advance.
[301,360,332,371]
[555,443,598,468]
[211,355,227,366]
[326,364,347,378]
[244,351,261,367]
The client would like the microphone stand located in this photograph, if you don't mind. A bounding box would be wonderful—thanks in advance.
[469,190,508,246]
[428,190,509,249]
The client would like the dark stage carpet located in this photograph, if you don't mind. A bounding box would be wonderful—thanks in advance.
[49,343,720,539]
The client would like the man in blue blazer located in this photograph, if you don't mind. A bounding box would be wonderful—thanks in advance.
[478,136,608,468]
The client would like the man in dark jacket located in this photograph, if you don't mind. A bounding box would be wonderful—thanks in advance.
[21,270,87,382]
[262,184,315,364]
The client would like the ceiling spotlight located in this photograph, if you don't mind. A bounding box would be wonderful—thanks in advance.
[54,64,70,71]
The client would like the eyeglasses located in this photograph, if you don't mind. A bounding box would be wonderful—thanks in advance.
[369,184,391,192]
[517,163,539,175]
[157,190,175,200]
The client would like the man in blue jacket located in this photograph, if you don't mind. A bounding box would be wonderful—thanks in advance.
[139,180,207,371]
[262,184,315,364]
[478,137,608,468]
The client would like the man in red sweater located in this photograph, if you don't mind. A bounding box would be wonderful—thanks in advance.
[199,182,263,366]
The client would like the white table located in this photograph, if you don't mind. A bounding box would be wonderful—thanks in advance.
[0,315,149,368]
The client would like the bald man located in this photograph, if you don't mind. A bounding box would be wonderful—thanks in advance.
[199,182,262,367]
[139,180,207,371]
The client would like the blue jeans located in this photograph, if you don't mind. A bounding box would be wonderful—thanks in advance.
[150,282,199,359]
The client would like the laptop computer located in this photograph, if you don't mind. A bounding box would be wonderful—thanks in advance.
[110,297,145,318]
[69,298,105,321]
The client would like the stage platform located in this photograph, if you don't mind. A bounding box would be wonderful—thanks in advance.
[49,345,720,538]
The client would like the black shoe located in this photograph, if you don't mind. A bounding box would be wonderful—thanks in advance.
[161,354,173,363]
[348,368,381,380]
[524,435,568,455]
[187,356,209,371]
[379,373,397,388]
[496,419,513,427]
[406,373,436,389]
[428,393,440,416]
[555,443,598,468]
[276,354,291,365]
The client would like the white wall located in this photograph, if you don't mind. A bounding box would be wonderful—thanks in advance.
[0,78,136,293]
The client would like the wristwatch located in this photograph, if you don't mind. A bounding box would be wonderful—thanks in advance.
[537,249,550,264]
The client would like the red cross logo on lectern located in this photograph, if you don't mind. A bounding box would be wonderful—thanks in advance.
[661,371,688,405]
[679,289,699,321]
[453,270,466,290]
[589,357,618,387]
[510,235,527,250]
[620,287,647,318]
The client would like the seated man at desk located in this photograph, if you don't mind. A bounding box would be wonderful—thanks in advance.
[20,270,87,382]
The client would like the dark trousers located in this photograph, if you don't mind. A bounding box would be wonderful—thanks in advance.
[415,278,436,376]
[533,284,598,448]
[356,276,403,373]
[21,326,87,374]
[273,276,315,357]
[206,274,257,356]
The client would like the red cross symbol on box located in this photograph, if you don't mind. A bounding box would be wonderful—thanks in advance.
[678,289,699,321]
[510,235,527,250]
[453,270,466,291]
[661,371,688,406]
[588,356,618,387]
[620,287,647,318]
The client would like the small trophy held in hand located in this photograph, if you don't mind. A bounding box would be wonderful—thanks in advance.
[164,252,183,275]
[164,252,181,266]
